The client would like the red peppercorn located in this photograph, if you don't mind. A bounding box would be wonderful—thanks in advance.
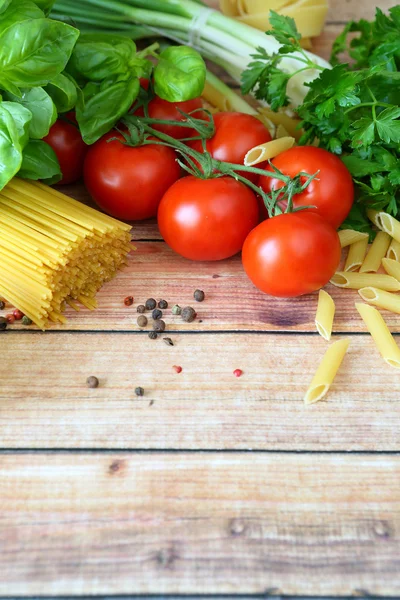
[173,365,182,374]
[124,296,134,306]
[233,369,243,378]
[6,314,15,324]
[13,309,23,321]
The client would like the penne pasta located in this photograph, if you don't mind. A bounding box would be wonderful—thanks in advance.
[356,303,400,369]
[382,257,400,282]
[315,289,335,341]
[373,211,400,243]
[244,137,295,166]
[219,0,239,16]
[387,239,400,261]
[257,107,303,140]
[338,229,369,248]
[276,124,290,139]
[344,238,368,272]
[359,231,391,273]
[358,286,400,315]
[366,209,380,228]
[330,272,400,292]
[304,339,350,405]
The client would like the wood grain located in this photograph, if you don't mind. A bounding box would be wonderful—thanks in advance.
[2,332,400,450]
[1,453,399,595]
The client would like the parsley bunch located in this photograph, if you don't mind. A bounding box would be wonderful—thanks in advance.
[241,8,400,234]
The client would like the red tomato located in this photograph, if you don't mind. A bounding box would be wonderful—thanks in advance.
[145,96,206,139]
[158,175,259,261]
[83,132,181,220]
[242,212,341,297]
[43,120,88,185]
[139,77,150,90]
[258,146,354,229]
[189,111,272,182]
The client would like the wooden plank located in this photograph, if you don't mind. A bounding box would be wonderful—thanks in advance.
[1,453,399,595]
[2,332,400,450]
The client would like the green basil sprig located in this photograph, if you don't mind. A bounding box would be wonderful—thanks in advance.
[153,46,206,102]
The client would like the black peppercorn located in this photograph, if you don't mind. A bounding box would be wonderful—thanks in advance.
[0,300,5,310]
[136,304,146,313]
[148,331,158,340]
[152,308,162,320]
[0,317,7,331]
[87,376,99,388]
[145,298,157,310]
[158,299,168,309]
[137,315,148,328]
[194,289,205,302]
[163,337,174,346]
[181,306,197,323]
[153,319,166,332]
[135,387,144,397]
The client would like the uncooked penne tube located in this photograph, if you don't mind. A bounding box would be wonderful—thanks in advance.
[276,124,290,139]
[315,289,335,341]
[374,212,400,243]
[304,339,350,405]
[387,239,400,261]
[338,229,369,248]
[358,287,400,315]
[367,209,380,228]
[244,137,295,166]
[344,238,368,272]
[330,272,400,292]
[360,231,391,273]
[382,258,400,282]
[356,303,400,369]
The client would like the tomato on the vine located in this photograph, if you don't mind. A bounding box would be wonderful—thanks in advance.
[242,212,341,297]
[158,175,259,261]
[189,111,272,182]
[258,146,354,228]
[43,119,88,185]
[137,96,207,139]
[84,132,181,221]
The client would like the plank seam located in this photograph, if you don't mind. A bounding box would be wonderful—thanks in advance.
[2,330,397,336]
[0,449,399,455]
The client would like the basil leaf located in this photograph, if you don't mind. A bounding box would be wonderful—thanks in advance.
[0,103,23,189]
[77,76,140,144]
[153,46,206,102]
[19,139,61,183]
[0,18,79,93]
[0,0,12,14]
[67,33,136,81]
[1,101,32,148]
[5,87,57,139]
[31,0,55,15]
[45,72,77,113]
[0,0,43,30]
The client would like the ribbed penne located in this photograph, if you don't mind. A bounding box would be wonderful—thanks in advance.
[330,272,400,292]
[360,231,391,273]
[356,303,400,369]
[276,124,290,138]
[338,229,369,248]
[358,287,400,315]
[382,258,400,282]
[367,209,380,227]
[373,212,400,243]
[244,137,295,166]
[387,239,400,261]
[344,238,368,272]
[315,289,335,341]
[257,107,302,140]
[304,339,350,405]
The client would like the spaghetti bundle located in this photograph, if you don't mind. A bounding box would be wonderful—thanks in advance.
[0,179,132,328]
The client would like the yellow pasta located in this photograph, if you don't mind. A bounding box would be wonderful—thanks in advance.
[382,257,400,282]
[244,137,295,166]
[344,238,368,272]
[0,179,131,328]
[257,107,302,140]
[203,71,258,115]
[276,124,290,138]
[304,339,350,405]
[330,272,400,292]
[358,287,400,316]
[366,209,380,227]
[219,0,238,16]
[338,229,369,248]
[373,211,400,243]
[356,303,400,369]
[387,239,400,261]
[315,289,335,341]
[359,231,391,273]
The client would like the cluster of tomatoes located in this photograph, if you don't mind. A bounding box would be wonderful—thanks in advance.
[44,87,354,298]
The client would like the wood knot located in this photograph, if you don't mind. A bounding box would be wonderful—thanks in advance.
[108,459,125,475]
[155,545,178,568]
[372,520,393,538]
[212,274,220,278]
[229,518,246,536]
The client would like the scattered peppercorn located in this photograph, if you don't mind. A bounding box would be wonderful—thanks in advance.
[194,289,205,302]
[135,386,144,397]
[21,316,33,326]
[145,298,157,310]
[233,369,243,378]
[0,300,5,310]
[163,337,174,346]
[0,317,7,331]
[173,365,182,374]
[6,314,15,324]
[172,304,182,315]
[87,376,99,388]
[124,296,134,306]
[137,315,148,328]
[152,308,162,320]
[148,331,158,340]
[158,299,168,309]
[13,309,24,320]
[153,319,166,332]
[136,304,146,313]
[181,306,197,323]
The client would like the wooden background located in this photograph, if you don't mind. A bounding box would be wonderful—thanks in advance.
[1,0,400,597]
